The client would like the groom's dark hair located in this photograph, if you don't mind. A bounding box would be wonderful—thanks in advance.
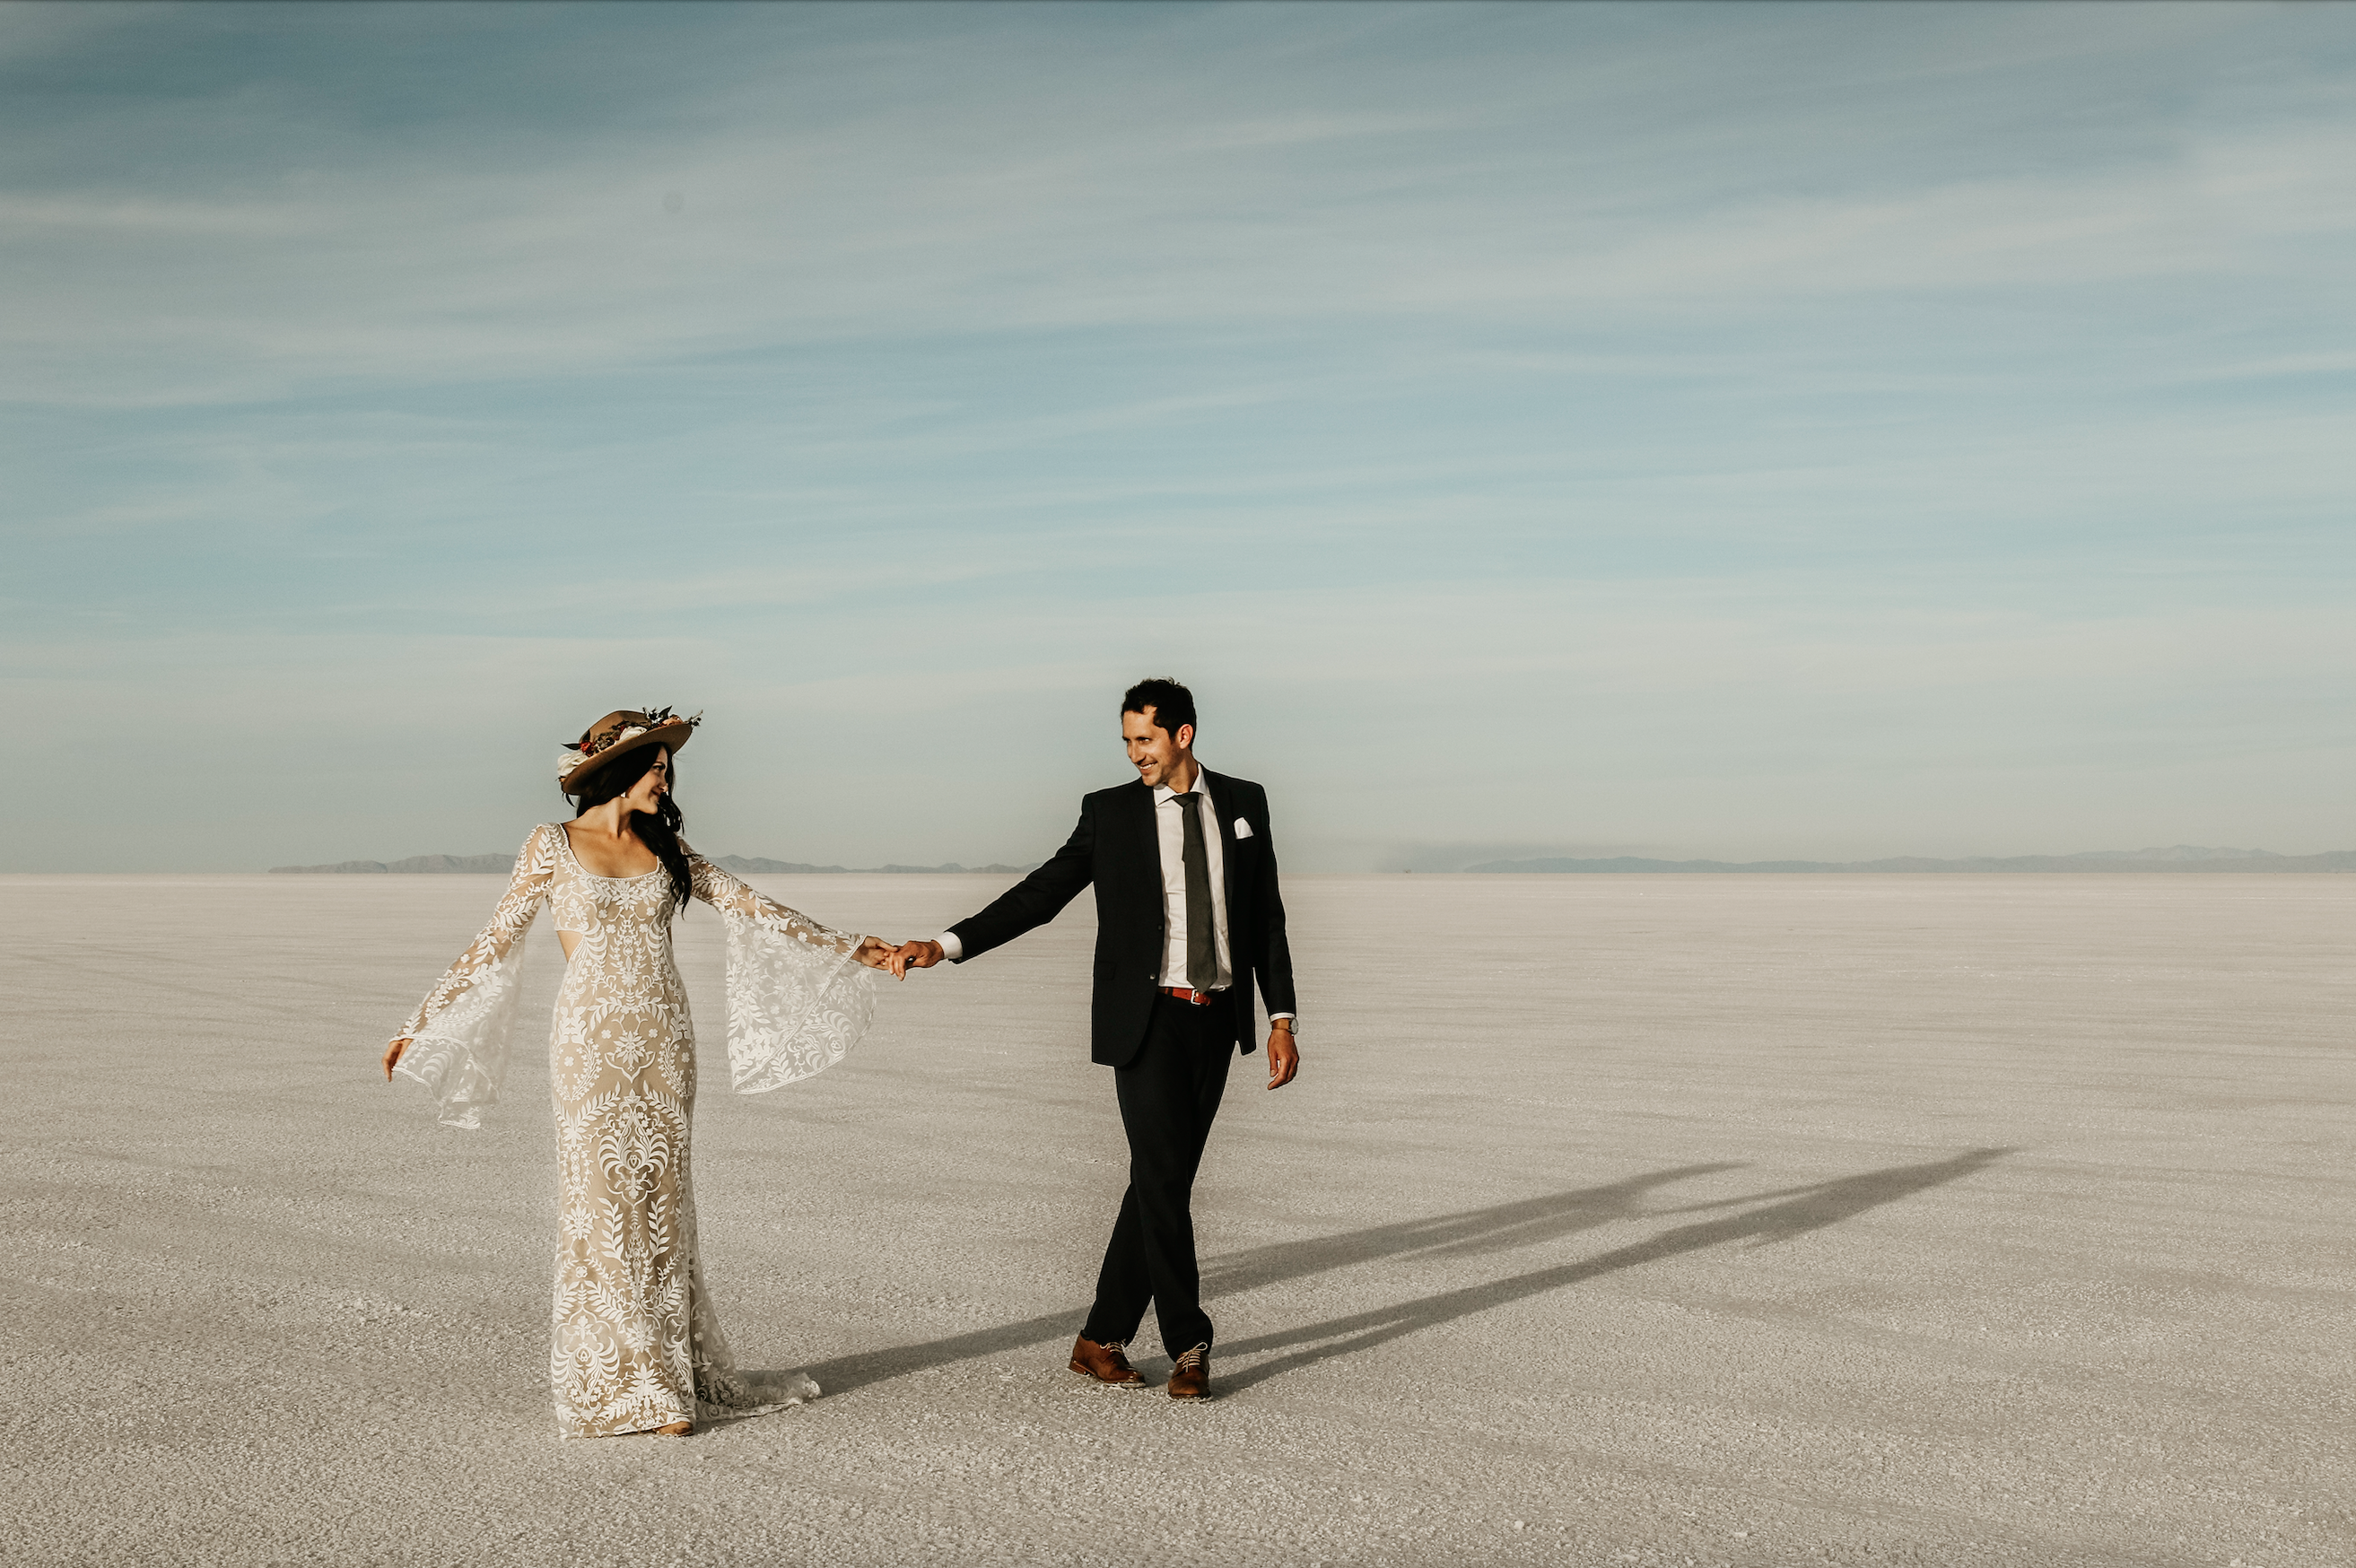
[1122,677,1197,739]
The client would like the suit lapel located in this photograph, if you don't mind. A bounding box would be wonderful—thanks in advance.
[1123,779,1163,957]
[1126,779,1158,876]
[1203,769,1239,923]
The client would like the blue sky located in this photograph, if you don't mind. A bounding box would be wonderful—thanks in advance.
[4,2,2352,871]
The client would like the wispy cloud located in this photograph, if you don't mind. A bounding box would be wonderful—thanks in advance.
[5,6,2346,404]
[3,3,2352,868]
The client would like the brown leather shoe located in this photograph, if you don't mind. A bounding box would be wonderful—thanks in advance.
[1069,1334,1147,1389]
[1167,1342,1211,1400]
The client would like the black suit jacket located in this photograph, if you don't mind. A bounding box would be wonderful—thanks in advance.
[947,769,1296,1067]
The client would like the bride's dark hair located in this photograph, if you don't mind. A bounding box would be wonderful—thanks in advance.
[567,746,693,914]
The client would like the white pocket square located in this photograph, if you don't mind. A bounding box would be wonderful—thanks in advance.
[1233,819,1254,839]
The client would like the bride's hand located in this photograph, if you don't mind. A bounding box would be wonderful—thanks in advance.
[383,1037,411,1080]
[851,936,896,974]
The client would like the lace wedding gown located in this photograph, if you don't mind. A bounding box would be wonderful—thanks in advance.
[392,823,876,1436]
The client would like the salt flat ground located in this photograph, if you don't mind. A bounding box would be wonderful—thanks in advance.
[4,872,2351,1568]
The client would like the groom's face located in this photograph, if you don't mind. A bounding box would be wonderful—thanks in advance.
[1123,707,1194,788]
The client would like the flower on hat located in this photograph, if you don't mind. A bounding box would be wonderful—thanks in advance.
[554,706,700,786]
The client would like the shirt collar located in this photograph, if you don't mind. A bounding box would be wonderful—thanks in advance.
[1152,762,1207,805]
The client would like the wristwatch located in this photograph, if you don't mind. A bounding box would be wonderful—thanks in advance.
[1271,1017,1297,1035]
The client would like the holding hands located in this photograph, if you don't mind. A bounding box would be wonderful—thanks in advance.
[886,939,946,979]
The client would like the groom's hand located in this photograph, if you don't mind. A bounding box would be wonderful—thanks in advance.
[888,939,946,979]
[1265,1026,1299,1090]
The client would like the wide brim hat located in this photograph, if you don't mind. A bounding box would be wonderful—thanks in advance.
[556,707,700,795]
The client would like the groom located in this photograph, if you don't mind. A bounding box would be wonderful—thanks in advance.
[890,678,1299,1399]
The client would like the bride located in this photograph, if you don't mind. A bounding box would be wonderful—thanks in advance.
[381,708,895,1438]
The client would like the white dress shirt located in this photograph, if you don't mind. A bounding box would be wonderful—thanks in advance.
[1153,771,1231,991]
[932,760,1293,1026]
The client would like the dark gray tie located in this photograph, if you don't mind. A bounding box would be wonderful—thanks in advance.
[1171,791,1217,991]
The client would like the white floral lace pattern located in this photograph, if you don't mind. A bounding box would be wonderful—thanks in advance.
[692,854,877,1094]
[388,822,875,1435]
[393,827,554,1129]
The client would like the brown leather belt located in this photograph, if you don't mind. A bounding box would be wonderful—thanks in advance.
[1159,986,1221,1006]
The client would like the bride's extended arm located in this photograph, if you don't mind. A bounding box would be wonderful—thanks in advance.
[686,849,896,971]
[688,844,885,1094]
[383,826,557,1078]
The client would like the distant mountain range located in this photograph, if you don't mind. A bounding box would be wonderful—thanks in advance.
[267,844,2352,875]
[268,853,1039,875]
[1464,846,2356,874]
[272,854,517,874]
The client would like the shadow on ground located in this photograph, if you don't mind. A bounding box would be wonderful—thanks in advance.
[1215,1146,2013,1391]
[790,1148,2012,1399]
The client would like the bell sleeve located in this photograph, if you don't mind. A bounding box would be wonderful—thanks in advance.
[688,849,877,1094]
[388,824,555,1129]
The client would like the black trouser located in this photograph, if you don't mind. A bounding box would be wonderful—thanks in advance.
[1081,994,1234,1355]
